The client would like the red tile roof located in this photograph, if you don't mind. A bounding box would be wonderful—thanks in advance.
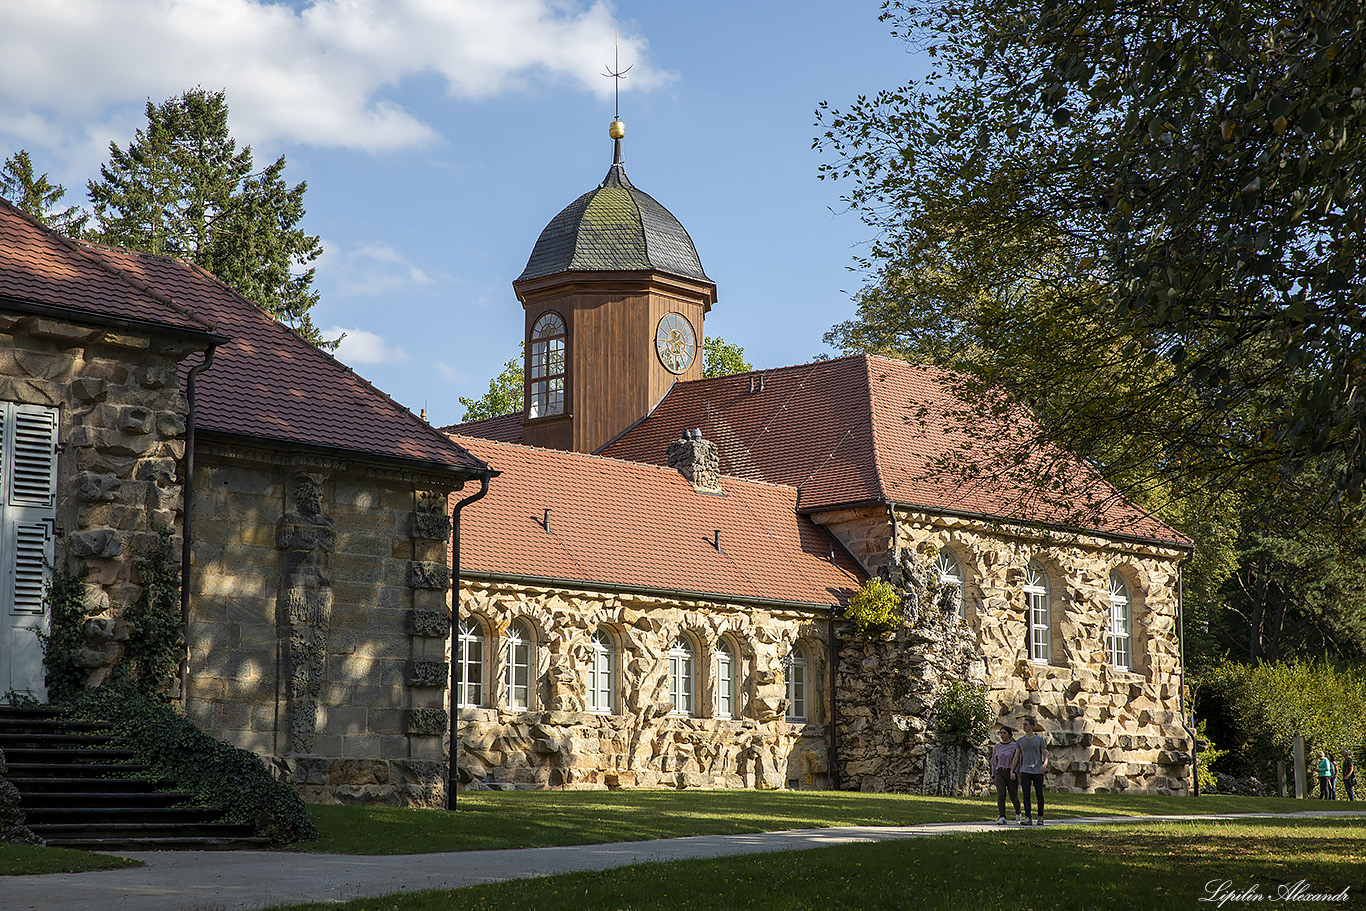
[601,354,1188,545]
[443,412,524,444]
[451,435,865,607]
[0,198,216,336]
[74,244,488,474]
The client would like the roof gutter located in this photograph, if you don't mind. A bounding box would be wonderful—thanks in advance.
[179,345,217,707]
[801,497,1194,553]
[196,429,493,481]
[448,475,491,811]
[0,295,228,347]
[461,570,845,613]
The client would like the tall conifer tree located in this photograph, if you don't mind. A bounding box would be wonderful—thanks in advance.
[87,89,329,346]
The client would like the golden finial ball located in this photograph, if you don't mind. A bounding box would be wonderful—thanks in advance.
[609,119,625,140]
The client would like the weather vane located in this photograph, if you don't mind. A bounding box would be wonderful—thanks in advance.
[602,30,632,122]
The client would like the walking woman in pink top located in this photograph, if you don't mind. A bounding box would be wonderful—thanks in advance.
[992,726,1022,824]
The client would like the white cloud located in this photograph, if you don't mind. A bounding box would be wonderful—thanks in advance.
[435,362,468,384]
[322,241,438,297]
[328,326,408,364]
[0,0,669,157]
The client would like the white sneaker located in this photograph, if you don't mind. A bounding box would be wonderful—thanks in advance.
[997,816,1007,825]
[1015,813,1022,824]
[1022,818,1033,826]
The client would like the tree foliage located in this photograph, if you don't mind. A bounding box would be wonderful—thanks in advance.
[0,150,88,234]
[817,0,1366,507]
[459,351,524,422]
[87,89,330,347]
[702,336,753,378]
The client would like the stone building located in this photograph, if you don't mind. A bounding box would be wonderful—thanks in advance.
[0,118,1194,806]
[0,199,493,805]
[447,123,1195,796]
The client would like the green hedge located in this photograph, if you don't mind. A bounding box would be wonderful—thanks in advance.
[1197,659,1366,781]
[65,689,317,844]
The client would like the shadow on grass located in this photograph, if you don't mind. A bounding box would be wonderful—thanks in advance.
[294,789,1326,855]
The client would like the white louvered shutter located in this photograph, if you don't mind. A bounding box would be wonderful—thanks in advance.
[6,404,58,614]
[2,402,57,699]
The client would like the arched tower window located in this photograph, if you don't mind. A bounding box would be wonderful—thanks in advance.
[588,629,616,714]
[1025,561,1051,664]
[669,636,696,717]
[527,312,566,418]
[937,548,964,618]
[506,620,534,710]
[1108,572,1132,671]
[455,618,484,708]
[785,645,808,722]
[715,638,736,719]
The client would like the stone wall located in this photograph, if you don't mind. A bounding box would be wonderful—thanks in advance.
[819,505,1192,795]
[186,441,461,806]
[0,313,203,693]
[456,579,831,791]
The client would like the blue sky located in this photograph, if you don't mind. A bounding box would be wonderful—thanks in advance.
[0,1,927,426]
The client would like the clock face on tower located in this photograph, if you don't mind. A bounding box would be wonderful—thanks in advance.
[655,312,697,374]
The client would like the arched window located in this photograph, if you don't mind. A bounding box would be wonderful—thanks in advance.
[715,639,736,719]
[669,637,695,716]
[527,312,566,419]
[937,548,965,618]
[1025,561,1051,664]
[506,620,533,710]
[1108,572,1132,670]
[785,646,808,722]
[588,630,615,714]
[455,618,484,708]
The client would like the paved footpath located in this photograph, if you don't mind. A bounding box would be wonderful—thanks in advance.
[5,810,1365,911]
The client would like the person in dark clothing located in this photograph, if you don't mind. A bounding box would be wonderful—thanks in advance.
[1013,717,1048,825]
[1341,750,1355,802]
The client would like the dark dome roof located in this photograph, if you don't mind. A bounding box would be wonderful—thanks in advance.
[516,162,710,285]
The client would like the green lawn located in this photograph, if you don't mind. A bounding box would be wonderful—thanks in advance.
[295,789,1317,854]
[265,816,1366,911]
[0,842,140,876]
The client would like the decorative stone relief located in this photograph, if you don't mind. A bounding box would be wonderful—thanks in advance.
[408,661,449,688]
[410,609,449,638]
[408,561,450,591]
[411,490,452,540]
[277,473,336,754]
[407,708,449,736]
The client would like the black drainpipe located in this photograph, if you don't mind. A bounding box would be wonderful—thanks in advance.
[179,346,217,707]
[447,474,491,810]
[828,609,839,790]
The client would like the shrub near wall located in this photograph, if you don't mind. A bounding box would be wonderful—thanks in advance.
[1198,659,1366,781]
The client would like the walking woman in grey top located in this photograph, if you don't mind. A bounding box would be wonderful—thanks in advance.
[1012,717,1048,824]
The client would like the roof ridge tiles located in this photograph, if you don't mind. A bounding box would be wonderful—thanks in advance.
[160,255,489,472]
[859,354,894,504]
[447,432,806,495]
[0,198,217,335]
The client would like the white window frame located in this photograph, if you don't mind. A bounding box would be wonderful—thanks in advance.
[785,646,808,722]
[588,630,615,714]
[505,620,533,710]
[669,637,695,717]
[937,548,964,619]
[455,618,484,708]
[527,312,566,419]
[1025,561,1051,665]
[1108,572,1132,671]
[715,639,736,719]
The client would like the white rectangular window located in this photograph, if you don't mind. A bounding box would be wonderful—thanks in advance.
[715,642,734,719]
[1,402,58,699]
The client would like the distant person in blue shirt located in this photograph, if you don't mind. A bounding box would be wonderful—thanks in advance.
[1013,717,1048,824]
